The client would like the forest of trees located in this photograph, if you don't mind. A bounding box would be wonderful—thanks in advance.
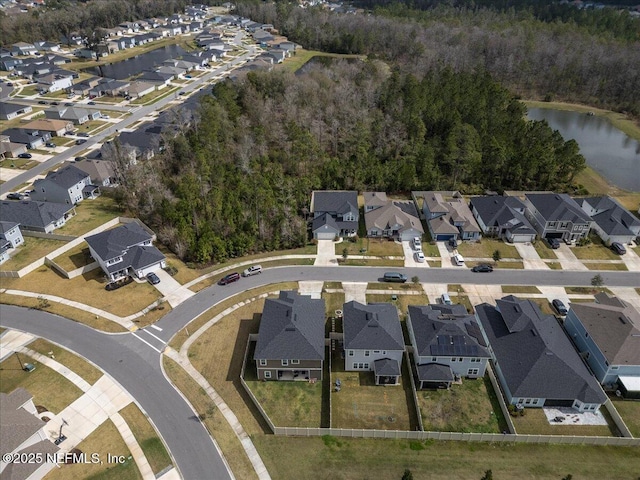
[236,2,640,116]
[115,63,585,264]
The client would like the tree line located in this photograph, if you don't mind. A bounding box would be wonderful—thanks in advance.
[113,62,585,264]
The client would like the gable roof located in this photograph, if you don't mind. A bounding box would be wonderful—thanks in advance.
[576,196,640,237]
[22,118,71,132]
[0,102,31,117]
[373,357,400,376]
[363,191,388,209]
[365,199,424,234]
[105,244,165,274]
[0,389,45,454]
[343,301,404,351]
[526,193,591,224]
[416,363,454,382]
[471,196,536,234]
[570,293,640,366]
[0,201,74,230]
[311,191,358,216]
[85,222,152,262]
[253,290,325,361]
[476,296,606,404]
[0,220,20,237]
[34,164,89,190]
[407,304,490,358]
[72,159,116,183]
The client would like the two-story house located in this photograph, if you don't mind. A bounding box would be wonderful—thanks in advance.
[0,221,24,265]
[407,304,491,389]
[470,196,537,243]
[35,72,73,93]
[564,293,640,398]
[343,301,405,385]
[0,200,75,233]
[253,290,325,381]
[85,222,166,281]
[363,192,424,241]
[416,191,481,242]
[310,191,359,240]
[575,196,640,246]
[476,296,606,412]
[524,193,592,243]
[30,164,98,205]
[1,128,50,149]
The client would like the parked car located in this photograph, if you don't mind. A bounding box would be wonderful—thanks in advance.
[51,101,59,105]
[448,237,458,249]
[74,156,85,162]
[77,132,90,137]
[414,252,425,263]
[38,100,48,105]
[6,82,14,86]
[64,102,73,106]
[218,272,241,285]
[552,299,568,316]
[383,272,407,283]
[242,265,262,277]
[146,272,161,285]
[45,142,55,148]
[178,91,185,95]
[75,139,87,145]
[441,293,452,305]
[611,242,627,255]
[471,264,493,272]
[6,192,25,200]
[17,153,32,159]
[88,101,96,105]
[452,253,465,266]
[413,236,422,251]
[545,237,561,249]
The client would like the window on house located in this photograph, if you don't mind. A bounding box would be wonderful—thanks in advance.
[451,358,457,362]
[259,359,266,366]
[364,351,370,357]
[432,357,437,362]
[585,332,589,338]
[517,398,524,404]
[612,366,619,370]
[281,359,289,366]
[364,363,369,369]
[525,399,532,405]
[264,371,271,379]
[467,368,479,376]
[291,359,300,365]
[348,350,354,356]
[459,358,463,362]
[373,351,380,354]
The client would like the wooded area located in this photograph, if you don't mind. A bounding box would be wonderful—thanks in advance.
[115,63,585,264]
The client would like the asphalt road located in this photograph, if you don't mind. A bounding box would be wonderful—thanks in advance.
[2,265,639,479]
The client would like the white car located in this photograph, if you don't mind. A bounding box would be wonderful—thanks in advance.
[413,236,422,251]
[242,265,262,277]
[415,252,425,263]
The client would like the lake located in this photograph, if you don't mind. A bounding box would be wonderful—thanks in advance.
[85,44,187,80]
[526,108,640,192]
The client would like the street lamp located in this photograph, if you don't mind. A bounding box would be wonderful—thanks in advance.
[54,419,69,445]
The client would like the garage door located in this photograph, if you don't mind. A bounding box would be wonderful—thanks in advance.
[315,231,336,240]
[545,233,563,239]
[436,234,455,241]
[544,399,574,407]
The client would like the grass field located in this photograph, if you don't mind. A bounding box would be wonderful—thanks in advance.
[571,238,619,261]
[585,262,628,271]
[0,353,83,414]
[55,197,123,237]
[533,240,558,259]
[338,238,403,257]
[52,244,92,271]
[511,407,617,437]
[277,49,366,73]
[457,239,520,260]
[610,398,640,437]
[501,286,541,294]
[119,403,173,475]
[27,337,103,384]
[366,294,430,317]
[417,376,507,433]
[341,258,404,267]
[45,420,141,480]
[0,237,68,271]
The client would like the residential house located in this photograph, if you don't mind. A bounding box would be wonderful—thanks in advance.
[576,196,640,245]
[60,33,84,46]
[253,290,326,381]
[34,41,61,52]
[35,72,73,93]
[0,221,24,265]
[31,164,98,205]
[564,293,640,396]
[0,135,28,158]
[11,42,37,56]
[45,106,100,125]
[0,389,59,480]
[470,195,537,243]
[0,56,23,71]
[524,193,592,243]
[407,304,491,389]
[475,295,606,412]
[93,79,130,97]
[417,191,482,242]
[310,190,359,240]
[127,81,156,99]
[137,70,173,88]
[13,62,52,80]
[72,76,101,96]
[0,102,33,121]
[42,54,72,66]
[116,129,163,161]
[1,128,50,149]
[363,192,424,241]
[156,65,186,78]
[70,159,118,187]
[85,222,165,281]
[265,48,286,64]
[343,301,405,385]
[0,200,75,233]
[22,119,73,136]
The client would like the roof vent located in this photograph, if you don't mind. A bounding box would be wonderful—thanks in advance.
[531,329,537,337]
[619,316,627,325]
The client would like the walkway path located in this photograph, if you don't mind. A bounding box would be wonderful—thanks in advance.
[298,281,324,299]
[621,248,640,272]
[436,242,454,267]
[555,245,589,271]
[514,243,550,270]
[342,282,367,303]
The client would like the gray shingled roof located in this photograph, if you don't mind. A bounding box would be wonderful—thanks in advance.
[0,389,45,454]
[312,191,358,216]
[577,196,640,237]
[35,164,89,190]
[373,358,400,377]
[365,200,424,235]
[470,196,536,235]
[570,294,640,366]
[476,296,606,404]
[526,193,591,224]
[407,304,490,358]
[254,291,326,361]
[0,200,73,230]
[0,220,19,236]
[311,212,339,234]
[85,222,152,262]
[416,363,454,382]
[105,245,165,273]
[343,301,404,351]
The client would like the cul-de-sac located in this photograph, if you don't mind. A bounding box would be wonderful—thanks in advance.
[1,1,639,479]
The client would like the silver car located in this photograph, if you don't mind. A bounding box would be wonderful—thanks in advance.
[242,265,262,277]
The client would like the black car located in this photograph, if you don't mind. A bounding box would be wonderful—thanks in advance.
[218,272,240,285]
[6,192,25,200]
[45,142,56,147]
[17,153,33,159]
[77,132,90,138]
[75,139,87,145]
[51,101,59,105]
[64,102,73,106]
[88,101,96,105]
[74,156,85,162]
[552,299,568,316]
[146,272,161,285]
[38,100,48,105]
[471,264,494,273]
[448,237,458,248]
[611,242,627,255]
[545,237,561,249]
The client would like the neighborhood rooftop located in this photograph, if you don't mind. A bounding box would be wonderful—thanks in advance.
[343,301,404,351]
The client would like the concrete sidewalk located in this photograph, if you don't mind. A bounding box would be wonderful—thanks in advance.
[153,269,195,307]
[555,245,589,271]
[621,248,640,272]
[0,330,36,361]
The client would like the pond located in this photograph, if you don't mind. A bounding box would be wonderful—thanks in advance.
[526,108,640,192]
[84,44,188,80]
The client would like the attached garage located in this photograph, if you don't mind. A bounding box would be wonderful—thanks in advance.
[544,399,575,407]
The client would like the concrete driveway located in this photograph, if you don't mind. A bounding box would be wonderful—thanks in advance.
[436,241,455,268]
[152,269,195,307]
[555,244,589,271]
[620,248,640,272]
[315,239,338,266]
[403,240,428,268]
[514,243,549,270]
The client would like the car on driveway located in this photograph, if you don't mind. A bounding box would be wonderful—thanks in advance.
[242,265,262,277]
[51,101,59,105]
[6,192,25,200]
[77,132,90,137]
[218,272,240,285]
[611,242,627,255]
[88,101,96,105]
[75,139,87,145]
[17,153,32,158]
[146,272,161,285]
[414,252,425,263]
[45,142,55,148]
[552,299,568,316]
[38,100,48,105]
[545,237,561,249]
[448,237,458,249]
[64,102,73,106]
[471,264,493,272]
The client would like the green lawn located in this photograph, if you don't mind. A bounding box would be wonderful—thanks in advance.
[337,238,403,257]
[54,196,123,237]
[532,240,558,259]
[0,158,37,169]
[417,375,507,433]
[456,239,520,259]
[27,338,103,385]
[572,238,620,260]
[0,237,68,271]
[52,244,91,271]
[341,258,404,267]
[366,294,430,317]
[277,48,366,73]
[502,286,541,294]
[610,398,640,437]
[511,407,617,437]
[585,262,628,271]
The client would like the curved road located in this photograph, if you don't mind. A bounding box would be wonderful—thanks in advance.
[2,266,639,479]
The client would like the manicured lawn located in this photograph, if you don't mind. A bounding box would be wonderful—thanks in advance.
[52,244,92,271]
[456,239,520,259]
[368,282,423,292]
[162,357,259,480]
[45,420,141,480]
[341,258,404,267]
[131,86,180,105]
[530,299,556,316]
[54,196,123,237]
[78,119,108,133]
[585,262,628,271]
[0,157,37,169]
[502,286,541,294]
[417,375,507,433]
[50,136,75,146]
[467,260,524,269]
[547,262,562,269]
[28,338,102,384]
[533,240,558,259]
[511,406,617,437]
[0,237,68,271]
[253,435,640,480]
[366,294,430,317]
[572,239,619,261]
[0,353,83,414]
[119,403,173,475]
[323,291,345,319]
[428,260,441,267]
[610,398,640,437]
[337,238,403,257]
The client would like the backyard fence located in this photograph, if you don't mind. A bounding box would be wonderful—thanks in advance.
[603,399,633,438]
[486,363,516,434]
[22,231,77,241]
